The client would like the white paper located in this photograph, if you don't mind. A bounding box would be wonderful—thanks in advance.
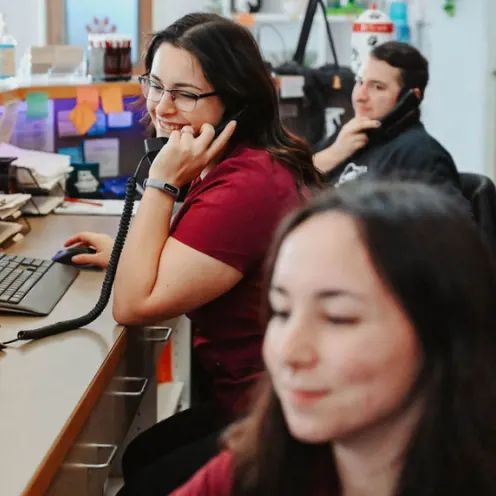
[108,111,133,129]
[0,98,20,143]
[0,143,71,177]
[83,138,119,177]
[22,196,64,215]
[0,193,32,211]
[0,221,22,244]
[10,100,55,153]
[57,110,82,137]
[0,142,72,190]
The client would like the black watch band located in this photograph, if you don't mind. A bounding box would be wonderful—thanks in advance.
[143,178,180,200]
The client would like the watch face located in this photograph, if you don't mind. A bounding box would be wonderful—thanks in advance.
[163,183,180,196]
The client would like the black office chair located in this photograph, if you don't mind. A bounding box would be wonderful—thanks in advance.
[459,172,496,250]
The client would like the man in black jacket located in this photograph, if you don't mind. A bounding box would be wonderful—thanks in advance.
[314,42,470,214]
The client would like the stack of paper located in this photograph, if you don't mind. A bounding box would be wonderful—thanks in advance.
[22,196,64,216]
[0,193,32,220]
[0,193,30,246]
[0,221,23,245]
[0,143,72,190]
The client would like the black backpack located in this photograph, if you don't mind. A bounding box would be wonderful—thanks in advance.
[274,0,355,150]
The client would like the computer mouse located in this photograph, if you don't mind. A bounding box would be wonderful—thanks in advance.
[52,244,100,269]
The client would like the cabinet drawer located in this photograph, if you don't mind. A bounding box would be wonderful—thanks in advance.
[46,325,174,496]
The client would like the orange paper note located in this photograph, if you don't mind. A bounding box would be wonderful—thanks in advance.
[69,103,97,135]
[235,13,255,26]
[76,86,100,112]
[101,87,124,114]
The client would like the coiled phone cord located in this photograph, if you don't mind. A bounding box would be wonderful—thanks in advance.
[2,155,148,345]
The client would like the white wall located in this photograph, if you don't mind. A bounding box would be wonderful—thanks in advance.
[152,0,493,175]
[2,0,492,176]
[0,0,45,68]
[419,0,490,175]
[152,0,210,31]
[484,0,496,179]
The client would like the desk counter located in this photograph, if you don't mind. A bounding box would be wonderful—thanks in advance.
[0,215,121,496]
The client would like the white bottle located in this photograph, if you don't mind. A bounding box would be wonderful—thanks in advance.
[351,3,393,75]
[0,13,16,79]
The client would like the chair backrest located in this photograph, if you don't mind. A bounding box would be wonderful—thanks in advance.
[459,172,496,250]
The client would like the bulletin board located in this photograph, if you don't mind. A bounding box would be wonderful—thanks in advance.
[51,96,148,178]
[0,82,149,181]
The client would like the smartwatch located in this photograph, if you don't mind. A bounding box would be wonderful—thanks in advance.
[143,178,180,200]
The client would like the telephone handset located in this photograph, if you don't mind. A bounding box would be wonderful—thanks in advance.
[365,89,420,142]
[144,106,247,162]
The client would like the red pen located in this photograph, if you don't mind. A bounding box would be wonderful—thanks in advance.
[64,197,104,207]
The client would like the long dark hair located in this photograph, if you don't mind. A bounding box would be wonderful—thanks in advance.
[142,13,322,189]
[225,181,496,495]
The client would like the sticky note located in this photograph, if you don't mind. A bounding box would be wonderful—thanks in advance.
[26,92,49,119]
[235,13,255,26]
[58,146,83,163]
[77,86,100,112]
[87,110,107,136]
[69,103,97,135]
[101,87,124,114]
[108,111,133,129]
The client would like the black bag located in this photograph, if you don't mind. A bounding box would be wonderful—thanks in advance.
[275,0,355,150]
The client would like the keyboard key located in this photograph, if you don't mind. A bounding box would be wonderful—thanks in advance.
[0,269,12,284]
[14,278,38,297]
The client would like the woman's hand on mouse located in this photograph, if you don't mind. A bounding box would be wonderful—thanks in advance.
[148,121,237,188]
[63,232,114,268]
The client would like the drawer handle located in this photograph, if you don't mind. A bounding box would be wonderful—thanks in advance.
[142,326,173,343]
[111,376,148,397]
[66,443,118,469]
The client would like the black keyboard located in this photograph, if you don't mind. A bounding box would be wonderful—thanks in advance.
[0,253,79,315]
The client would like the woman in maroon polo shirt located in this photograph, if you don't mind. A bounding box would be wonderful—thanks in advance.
[64,11,322,495]
[172,181,496,496]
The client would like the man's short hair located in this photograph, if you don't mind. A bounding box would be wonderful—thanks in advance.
[371,41,429,99]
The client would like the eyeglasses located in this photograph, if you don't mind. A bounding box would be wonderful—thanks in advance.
[138,76,218,112]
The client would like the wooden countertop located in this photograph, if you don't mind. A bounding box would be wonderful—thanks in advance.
[0,215,122,496]
[0,75,302,104]
[0,77,141,104]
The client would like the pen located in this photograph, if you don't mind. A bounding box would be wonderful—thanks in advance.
[64,197,104,207]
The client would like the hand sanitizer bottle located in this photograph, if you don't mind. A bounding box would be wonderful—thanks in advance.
[0,13,16,79]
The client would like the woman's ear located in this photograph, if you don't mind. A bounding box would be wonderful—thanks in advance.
[413,88,422,100]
